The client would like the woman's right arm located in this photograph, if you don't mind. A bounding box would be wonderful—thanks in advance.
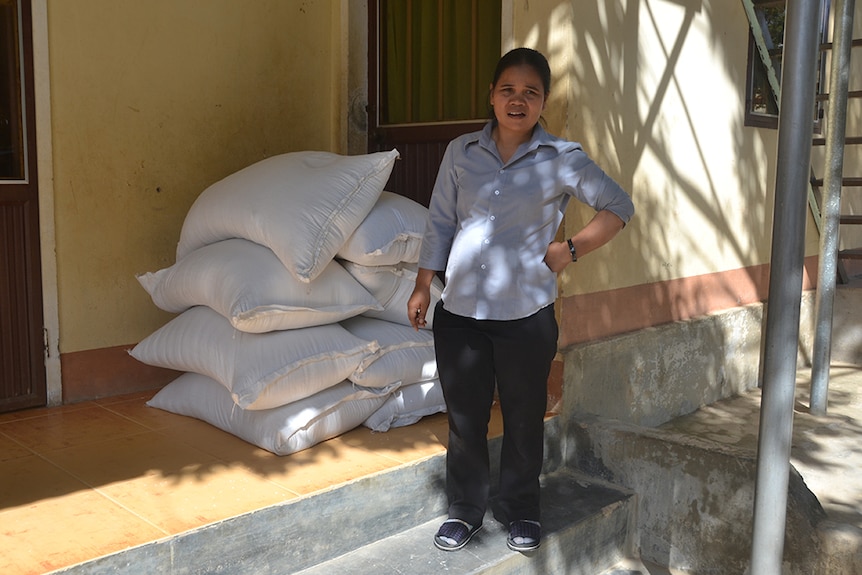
[407,267,438,330]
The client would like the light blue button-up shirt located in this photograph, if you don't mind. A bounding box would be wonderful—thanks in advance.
[419,121,634,321]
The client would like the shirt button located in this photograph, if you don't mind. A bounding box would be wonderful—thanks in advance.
[494,190,500,195]
[490,215,496,221]
[484,239,490,244]
[480,264,487,270]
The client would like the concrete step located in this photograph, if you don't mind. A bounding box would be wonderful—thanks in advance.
[598,558,692,574]
[294,468,635,575]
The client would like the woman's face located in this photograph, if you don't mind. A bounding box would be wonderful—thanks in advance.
[489,64,547,134]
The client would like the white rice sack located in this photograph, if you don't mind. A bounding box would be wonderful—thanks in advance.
[137,239,382,333]
[363,379,446,432]
[341,316,437,389]
[129,306,378,410]
[341,262,443,329]
[176,149,399,283]
[336,191,427,266]
[147,373,388,456]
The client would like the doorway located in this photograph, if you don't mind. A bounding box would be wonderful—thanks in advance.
[368,0,502,207]
[0,0,45,412]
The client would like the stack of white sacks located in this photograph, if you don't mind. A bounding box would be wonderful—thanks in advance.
[131,149,447,456]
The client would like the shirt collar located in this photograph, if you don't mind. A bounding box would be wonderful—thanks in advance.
[468,121,556,162]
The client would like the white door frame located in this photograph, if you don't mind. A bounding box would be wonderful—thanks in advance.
[31,0,60,406]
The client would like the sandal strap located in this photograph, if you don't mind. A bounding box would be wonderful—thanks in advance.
[435,518,480,550]
[441,518,473,530]
[509,519,541,539]
[437,519,473,541]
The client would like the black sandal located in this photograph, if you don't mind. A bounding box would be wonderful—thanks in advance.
[433,518,482,551]
[507,519,541,552]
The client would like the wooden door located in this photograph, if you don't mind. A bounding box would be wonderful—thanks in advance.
[1,0,45,412]
[368,0,501,207]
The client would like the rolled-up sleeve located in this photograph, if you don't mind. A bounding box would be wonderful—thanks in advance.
[563,149,634,224]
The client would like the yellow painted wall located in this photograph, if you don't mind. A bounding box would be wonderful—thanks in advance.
[48,0,345,353]
[509,0,822,297]
[44,0,856,360]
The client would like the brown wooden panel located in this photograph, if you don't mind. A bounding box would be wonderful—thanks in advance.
[61,346,180,404]
[0,196,45,411]
[373,121,486,207]
[371,130,491,211]
[384,139,449,207]
[0,0,45,413]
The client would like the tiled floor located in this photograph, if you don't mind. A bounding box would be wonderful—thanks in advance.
[5,367,860,575]
[0,391,503,575]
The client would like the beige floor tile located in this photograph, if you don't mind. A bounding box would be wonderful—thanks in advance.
[151,411,425,489]
[229,435,407,495]
[100,393,193,431]
[156,416,281,463]
[0,430,33,462]
[0,405,150,453]
[43,431,297,533]
[44,429,227,486]
[93,390,159,406]
[94,464,298,533]
[488,403,505,436]
[337,404,506,464]
[0,454,165,574]
[0,490,165,575]
[0,400,96,424]
[1,454,91,511]
[337,412,449,463]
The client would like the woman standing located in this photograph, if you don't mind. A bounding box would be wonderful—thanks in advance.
[408,47,634,553]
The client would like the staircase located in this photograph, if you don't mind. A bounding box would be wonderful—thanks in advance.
[744,0,862,285]
[810,31,862,285]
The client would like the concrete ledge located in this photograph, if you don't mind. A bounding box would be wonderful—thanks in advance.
[831,286,862,365]
[562,293,823,428]
[568,415,826,575]
[817,521,862,575]
[563,303,767,427]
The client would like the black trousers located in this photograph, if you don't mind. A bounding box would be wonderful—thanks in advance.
[432,301,558,527]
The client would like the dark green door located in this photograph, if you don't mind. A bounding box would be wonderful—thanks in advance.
[368,0,501,206]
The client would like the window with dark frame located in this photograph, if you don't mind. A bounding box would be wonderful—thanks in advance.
[744,0,831,130]
[0,0,25,179]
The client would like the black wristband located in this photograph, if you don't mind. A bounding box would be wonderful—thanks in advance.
[567,238,577,262]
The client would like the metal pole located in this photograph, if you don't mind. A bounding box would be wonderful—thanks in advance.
[811,0,856,414]
[750,1,822,573]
